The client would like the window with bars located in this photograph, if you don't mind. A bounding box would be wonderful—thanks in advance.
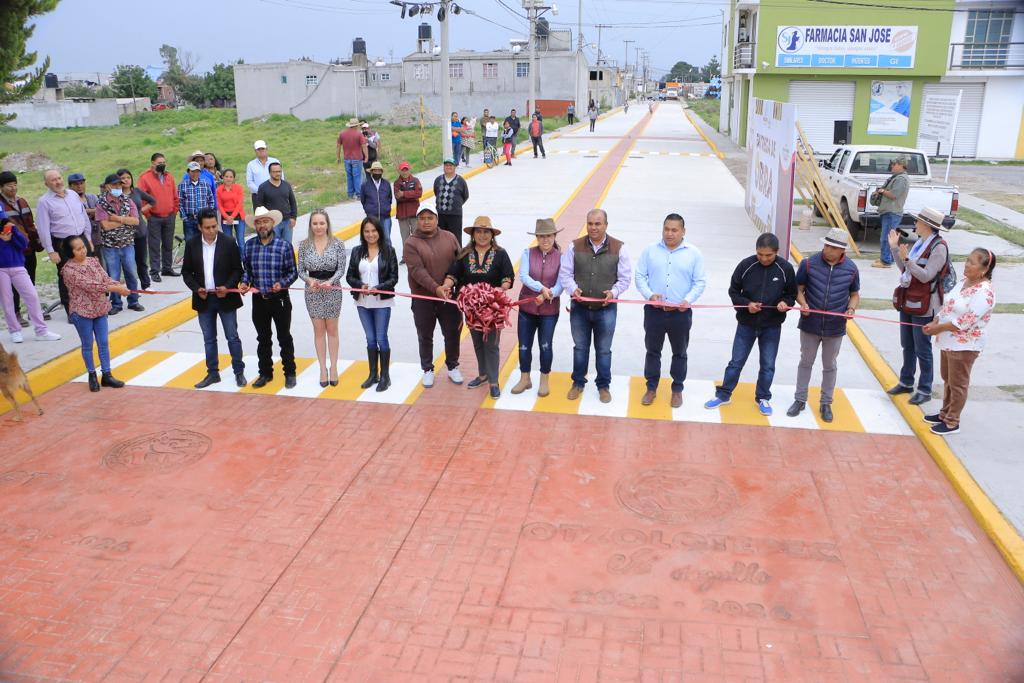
[380,72,391,81]
[483,62,498,78]
[414,63,430,80]
[964,10,1014,66]
[516,62,529,78]
[305,74,318,86]
[449,63,464,79]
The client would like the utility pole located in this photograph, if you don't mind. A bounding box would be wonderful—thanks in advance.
[524,1,558,119]
[596,23,609,66]
[623,39,634,99]
[576,0,583,112]
[440,2,452,161]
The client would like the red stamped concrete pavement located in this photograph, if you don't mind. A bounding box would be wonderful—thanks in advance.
[2,386,1024,682]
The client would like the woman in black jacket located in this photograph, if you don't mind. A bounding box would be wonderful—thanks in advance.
[117,168,156,291]
[442,216,514,398]
[346,216,399,391]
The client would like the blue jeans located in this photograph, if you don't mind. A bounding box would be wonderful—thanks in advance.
[716,323,782,401]
[570,302,616,389]
[898,312,934,394]
[357,305,392,351]
[452,140,462,166]
[643,306,692,393]
[879,212,901,265]
[344,159,363,198]
[518,311,559,374]
[102,245,139,309]
[273,219,293,244]
[222,221,245,251]
[70,312,110,374]
[197,297,245,375]
[182,218,199,242]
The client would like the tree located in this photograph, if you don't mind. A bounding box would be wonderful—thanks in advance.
[110,64,158,101]
[204,63,235,102]
[662,61,700,83]
[700,56,721,82]
[0,0,60,122]
[158,43,197,90]
[176,75,207,106]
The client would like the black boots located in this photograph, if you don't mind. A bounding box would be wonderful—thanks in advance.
[360,349,379,389]
[90,372,123,391]
[376,350,391,392]
[88,372,100,392]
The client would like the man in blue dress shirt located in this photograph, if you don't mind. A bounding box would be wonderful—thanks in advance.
[635,213,706,408]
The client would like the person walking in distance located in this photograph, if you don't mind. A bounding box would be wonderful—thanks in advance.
[529,113,546,159]
[298,210,347,388]
[871,155,910,269]
[94,173,144,315]
[393,161,422,261]
[567,102,576,125]
[587,101,599,132]
[346,216,399,392]
[360,161,393,241]
[35,169,93,314]
[336,118,367,199]
[255,162,298,244]
[239,207,299,389]
[246,140,281,211]
[181,208,247,389]
[787,228,861,423]
[433,160,470,246]
[511,218,564,397]
[137,152,179,281]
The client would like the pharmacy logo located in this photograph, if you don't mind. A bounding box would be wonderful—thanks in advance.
[778,27,803,53]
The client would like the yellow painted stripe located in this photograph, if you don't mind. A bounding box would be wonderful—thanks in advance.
[805,387,865,432]
[106,350,176,383]
[164,356,224,390]
[684,108,725,160]
[239,358,316,395]
[532,372,580,414]
[318,360,370,401]
[789,244,1024,584]
[626,377,673,420]
[719,382,770,427]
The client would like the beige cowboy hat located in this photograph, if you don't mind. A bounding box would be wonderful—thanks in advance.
[346,118,360,127]
[464,215,501,236]
[369,161,384,172]
[912,206,949,231]
[528,218,562,236]
[190,150,206,160]
[252,206,283,226]
[820,227,850,249]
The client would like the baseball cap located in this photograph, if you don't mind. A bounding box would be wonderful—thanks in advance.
[417,207,437,217]
[67,173,85,183]
[103,173,122,185]
[253,139,267,150]
[443,158,455,166]
[187,161,202,171]
[0,171,17,185]
[398,161,411,171]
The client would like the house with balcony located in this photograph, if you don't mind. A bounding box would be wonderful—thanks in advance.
[718,0,1023,159]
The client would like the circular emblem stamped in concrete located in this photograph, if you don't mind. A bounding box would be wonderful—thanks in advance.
[102,429,212,473]
[615,467,738,524]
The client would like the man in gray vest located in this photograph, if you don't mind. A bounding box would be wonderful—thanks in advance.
[558,208,632,404]
[871,155,909,268]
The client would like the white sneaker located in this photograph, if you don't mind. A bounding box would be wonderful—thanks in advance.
[35,331,62,341]
[11,331,24,343]
[422,370,435,388]
[448,367,464,385]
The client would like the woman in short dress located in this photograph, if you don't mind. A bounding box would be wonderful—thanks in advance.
[298,209,346,387]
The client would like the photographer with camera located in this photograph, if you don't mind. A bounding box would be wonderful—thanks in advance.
[871,155,909,269]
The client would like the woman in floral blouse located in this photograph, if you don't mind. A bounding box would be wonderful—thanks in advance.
[922,248,996,435]
[61,235,131,392]
[443,216,513,398]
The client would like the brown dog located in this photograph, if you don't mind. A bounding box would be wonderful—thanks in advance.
[0,343,43,421]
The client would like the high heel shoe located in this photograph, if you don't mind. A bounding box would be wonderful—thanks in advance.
[329,367,339,387]
[319,367,328,388]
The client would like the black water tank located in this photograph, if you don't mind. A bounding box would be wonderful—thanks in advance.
[44,73,59,89]
[353,37,367,55]
[536,17,549,38]
[418,22,432,40]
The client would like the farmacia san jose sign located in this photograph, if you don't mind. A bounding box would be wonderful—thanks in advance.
[777,25,918,68]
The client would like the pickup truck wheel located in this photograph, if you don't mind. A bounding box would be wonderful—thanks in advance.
[813,203,823,218]
[840,199,857,232]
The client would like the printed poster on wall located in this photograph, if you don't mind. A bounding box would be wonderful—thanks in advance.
[776,25,918,68]
[745,98,797,258]
[868,81,912,136]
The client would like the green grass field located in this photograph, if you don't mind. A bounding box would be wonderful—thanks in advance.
[686,98,720,131]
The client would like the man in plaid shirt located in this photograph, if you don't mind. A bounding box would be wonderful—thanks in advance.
[178,161,215,242]
[239,207,298,389]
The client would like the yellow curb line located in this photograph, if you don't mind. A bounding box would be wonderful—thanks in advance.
[684,108,725,160]
[790,244,1024,583]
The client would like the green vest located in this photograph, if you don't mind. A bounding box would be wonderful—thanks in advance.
[573,235,623,308]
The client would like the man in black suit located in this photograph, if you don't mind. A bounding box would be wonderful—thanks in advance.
[182,207,247,388]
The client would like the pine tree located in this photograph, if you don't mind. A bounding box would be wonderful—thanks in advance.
[0,0,61,122]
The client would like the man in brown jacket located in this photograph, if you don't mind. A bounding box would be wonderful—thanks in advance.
[404,207,464,388]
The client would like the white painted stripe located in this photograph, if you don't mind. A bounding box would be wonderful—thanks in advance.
[357,361,422,404]
[492,371,540,413]
[843,388,913,436]
[672,379,722,423]
[281,360,348,398]
[767,384,819,430]
[130,352,205,387]
[71,348,145,382]
[578,375,630,418]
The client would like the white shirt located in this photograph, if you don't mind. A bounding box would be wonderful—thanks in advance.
[357,253,394,309]
[485,121,498,137]
[935,279,995,352]
[245,156,281,194]
[201,237,217,290]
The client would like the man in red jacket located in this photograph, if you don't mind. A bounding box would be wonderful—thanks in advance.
[393,161,422,262]
[137,152,180,281]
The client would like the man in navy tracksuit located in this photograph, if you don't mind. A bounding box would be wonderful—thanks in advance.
[360,161,393,240]
[705,232,796,416]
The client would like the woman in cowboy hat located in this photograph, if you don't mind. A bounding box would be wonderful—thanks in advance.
[442,216,514,398]
[886,206,951,407]
[511,218,564,397]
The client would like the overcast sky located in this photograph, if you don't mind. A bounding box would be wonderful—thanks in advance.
[27,0,724,80]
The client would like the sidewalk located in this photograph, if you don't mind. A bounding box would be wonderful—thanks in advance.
[959,191,1024,230]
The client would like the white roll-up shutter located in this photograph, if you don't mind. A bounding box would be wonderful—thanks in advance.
[916,82,984,158]
[788,81,856,155]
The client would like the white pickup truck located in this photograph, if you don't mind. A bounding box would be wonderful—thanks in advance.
[818,145,958,233]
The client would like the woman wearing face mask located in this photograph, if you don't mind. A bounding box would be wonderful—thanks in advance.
[298,210,346,387]
[346,216,399,392]
[117,168,156,292]
[94,173,144,314]
[922,248,996,435]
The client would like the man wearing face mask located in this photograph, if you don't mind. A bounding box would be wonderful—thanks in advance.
[359,161,393,241]
[94,173,144,314]
[138,152,180,281]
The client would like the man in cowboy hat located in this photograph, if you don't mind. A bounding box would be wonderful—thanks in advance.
[405,206,463,388]
[635,213,706,408]
[512,217,564,397]
[871,154,910,268]
[239,206,298,389]
[247,140,282,210]
[885,205,950,406]
[189,150,218,211]
[360,160,393,240]
[178,161,215,242]
[336,118,367,199]
[788,227,861,423]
